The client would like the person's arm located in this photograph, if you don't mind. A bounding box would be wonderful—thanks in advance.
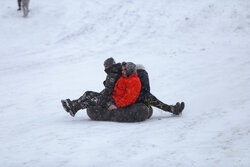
[101,73,119,96]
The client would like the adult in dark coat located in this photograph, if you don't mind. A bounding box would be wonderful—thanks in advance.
[135,64,185,115]
[61,57,121,117]
[101,58,122,97]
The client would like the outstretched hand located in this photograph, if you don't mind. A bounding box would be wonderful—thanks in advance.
[108,105,117,111]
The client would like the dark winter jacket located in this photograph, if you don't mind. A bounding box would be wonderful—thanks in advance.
[100,63,122,97]
[111,73,141,108]
[136,65,150,102]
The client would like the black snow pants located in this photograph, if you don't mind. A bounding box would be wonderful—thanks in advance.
[76,91,115,109]
[136,92,171,112]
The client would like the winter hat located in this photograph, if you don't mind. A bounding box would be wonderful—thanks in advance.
[125,62,137,77]
[104,57,116,67]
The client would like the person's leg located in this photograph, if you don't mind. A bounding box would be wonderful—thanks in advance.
[143,92,184,115]
[22,0,31,17]
[143,93,171,111]
[17,0,21,10]
[77,91,100,104]
[61,91,101,117]
[87,95,117,121]
[27,0,30,10]
[22,0,27,16]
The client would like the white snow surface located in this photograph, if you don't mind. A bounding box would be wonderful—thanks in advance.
[1,0,250,166]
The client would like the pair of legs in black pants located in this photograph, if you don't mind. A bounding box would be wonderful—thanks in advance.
[61,91,184,121]
[136,92,185,115]
[61,91,110,117]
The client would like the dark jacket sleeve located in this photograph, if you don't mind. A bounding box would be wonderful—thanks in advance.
[100,73,119,97]
[100,63,122,97]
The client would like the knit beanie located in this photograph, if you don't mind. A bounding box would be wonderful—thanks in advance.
[104,57,116,67]
[125,62,137,77]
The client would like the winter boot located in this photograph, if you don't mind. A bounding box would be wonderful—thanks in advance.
[61,99,70,113]
[61,99,82,117]
[170,102,185,115]
[180,102,185,114]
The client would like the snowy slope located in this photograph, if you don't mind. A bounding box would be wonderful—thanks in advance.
[0,0,250,166]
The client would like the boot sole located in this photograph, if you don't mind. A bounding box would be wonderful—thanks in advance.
[65,100,76,117]
[179,102,185,115]
[172,102,185,115]
[61,100,75,117]
[61,100,70,113]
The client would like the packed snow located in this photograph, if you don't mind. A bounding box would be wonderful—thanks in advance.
[0,0,250,166]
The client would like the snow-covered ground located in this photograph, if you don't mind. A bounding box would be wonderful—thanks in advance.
[1,0,250,166]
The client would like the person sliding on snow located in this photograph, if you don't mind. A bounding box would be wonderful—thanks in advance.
[107,62,141,110]
[86,62,148,122]
[61,57,122,117]
[135,64,185,115]
[61,61,141,118]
